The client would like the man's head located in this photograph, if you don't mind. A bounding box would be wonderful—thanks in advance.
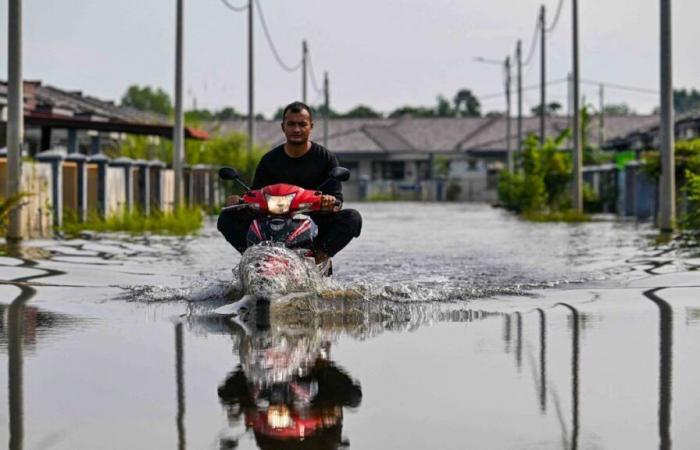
[281,101,314,145]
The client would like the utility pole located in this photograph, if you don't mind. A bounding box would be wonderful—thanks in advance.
[302,40,308,104]
[323,71,329,148]
[598,83,605,150]
[7,0,23,242]
[659,0,675,231]
[516,40,523,156]
[505,56,513,172]
[539,4,546,147]
[173,0,185,209]
[572,0,583,212]
[247,0,255,164]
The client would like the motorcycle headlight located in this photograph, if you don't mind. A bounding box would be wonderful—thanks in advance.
[265,193,296,214]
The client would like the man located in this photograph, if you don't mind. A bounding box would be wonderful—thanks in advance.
[217,101,362,263]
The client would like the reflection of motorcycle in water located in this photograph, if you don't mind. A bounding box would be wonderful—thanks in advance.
[218,320,362,450]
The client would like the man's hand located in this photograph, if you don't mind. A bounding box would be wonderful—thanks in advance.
[321,195,341,212]
[225,195,241,206]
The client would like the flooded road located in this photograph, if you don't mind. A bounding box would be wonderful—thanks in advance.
[1,203,700,449]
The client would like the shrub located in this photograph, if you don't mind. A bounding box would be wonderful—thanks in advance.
[61,207,203,237]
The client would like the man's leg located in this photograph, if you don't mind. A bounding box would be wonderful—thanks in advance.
[311,209,362,257]
[217,209,255,254]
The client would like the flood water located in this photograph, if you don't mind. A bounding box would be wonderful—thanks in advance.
[1,203,700,449]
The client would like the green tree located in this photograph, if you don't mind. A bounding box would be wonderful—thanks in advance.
[453,89,481,117]
[603,103,634,116]
[436,95,455,117]
[674,88,700,114]
[121,85,173,116]
[387,105,435,118]
[530,102,562,117]
[215,107,245,120]
[342,105,383,119]
[498,130,573,214]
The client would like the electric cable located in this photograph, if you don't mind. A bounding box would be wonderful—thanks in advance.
[581,79,658,95]
[254,0,303,72]
[480,78,568,101]
[545,0,565,32]
[522,15,541,66]
[220,0,248,12]
[306,50,325,94]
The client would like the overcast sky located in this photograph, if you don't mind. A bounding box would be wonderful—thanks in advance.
[1,0,698,117]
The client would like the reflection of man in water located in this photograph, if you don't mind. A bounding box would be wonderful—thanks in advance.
[217,334,362,450]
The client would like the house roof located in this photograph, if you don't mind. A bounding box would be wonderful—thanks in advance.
[0,80,208,140]
[209,113,658,156]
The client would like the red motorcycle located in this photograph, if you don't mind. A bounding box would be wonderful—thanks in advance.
[219,166,350,285]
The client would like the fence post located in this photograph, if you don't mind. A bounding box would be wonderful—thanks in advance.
[36,149,65,229]
[149,160,166,212]
[133,159,150,216]
[65,153,87,222]
[110,157,134,213]
[89,153,110,219]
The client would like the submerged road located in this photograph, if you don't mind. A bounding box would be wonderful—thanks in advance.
[1,203,699,449]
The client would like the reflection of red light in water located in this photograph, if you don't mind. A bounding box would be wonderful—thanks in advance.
[245,407,339,440]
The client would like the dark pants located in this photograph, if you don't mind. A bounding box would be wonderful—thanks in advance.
[217,208,362,256]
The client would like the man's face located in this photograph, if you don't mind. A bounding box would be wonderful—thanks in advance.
[281,109,313,145]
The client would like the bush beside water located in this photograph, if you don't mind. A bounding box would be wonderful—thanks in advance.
[497,131,589,222]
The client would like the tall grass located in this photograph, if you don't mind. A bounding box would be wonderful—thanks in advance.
[61,207,204,237]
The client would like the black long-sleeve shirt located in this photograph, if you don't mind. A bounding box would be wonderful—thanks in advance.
[251,142,343,201]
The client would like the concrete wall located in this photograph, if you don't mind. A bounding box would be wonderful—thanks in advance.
[0,159,53,238]
[106,167,126,216]
[162,169,174,213]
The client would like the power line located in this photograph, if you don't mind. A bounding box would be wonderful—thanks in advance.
[480,77,568,100]
[254,0,303,72]
[522,15,541,66]
[306,50,324,94]
[581,78,658,95]
[546,0,565,32]
[220,0,248,12]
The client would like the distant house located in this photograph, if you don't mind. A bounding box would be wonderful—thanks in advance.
[209,114,658,201]
[0,80,207,156]
[605,109,700,150]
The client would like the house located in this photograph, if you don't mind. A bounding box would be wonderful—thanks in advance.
[209,113,658,201]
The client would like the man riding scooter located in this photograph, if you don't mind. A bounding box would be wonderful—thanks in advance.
[217,101,362,264]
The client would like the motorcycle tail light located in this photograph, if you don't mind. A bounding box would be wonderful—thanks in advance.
[265,193,296,214]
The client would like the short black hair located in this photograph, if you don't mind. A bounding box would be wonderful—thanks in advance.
[282,101,313,122]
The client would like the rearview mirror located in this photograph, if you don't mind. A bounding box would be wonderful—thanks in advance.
[329,167,351,182]
[219,167,239,181]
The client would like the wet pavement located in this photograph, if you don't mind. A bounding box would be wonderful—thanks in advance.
[1,203,699,449]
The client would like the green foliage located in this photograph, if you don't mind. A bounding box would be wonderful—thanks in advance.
[343,105,383,119]
[432,155,450,178]
[0,192,30,234]
[498,131,580,219]
[61,207,203,237]
[521,209,591,223]
[640,138,700,183]
[445,181,462,201]
[366,192,398,202]
[674,88,700,114]
[453,89,481,117]
[110,132,264,183]
[121,85,173,116]
[603,103,635,116]
[530,102,562,117]
[683,170,700,234]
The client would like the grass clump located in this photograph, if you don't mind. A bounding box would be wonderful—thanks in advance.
[61,207,203,237]
[522,209,591,223]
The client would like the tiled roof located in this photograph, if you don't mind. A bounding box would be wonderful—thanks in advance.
[210,114,659,155]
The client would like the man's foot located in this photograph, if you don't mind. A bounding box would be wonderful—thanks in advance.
[314,249,330,265]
